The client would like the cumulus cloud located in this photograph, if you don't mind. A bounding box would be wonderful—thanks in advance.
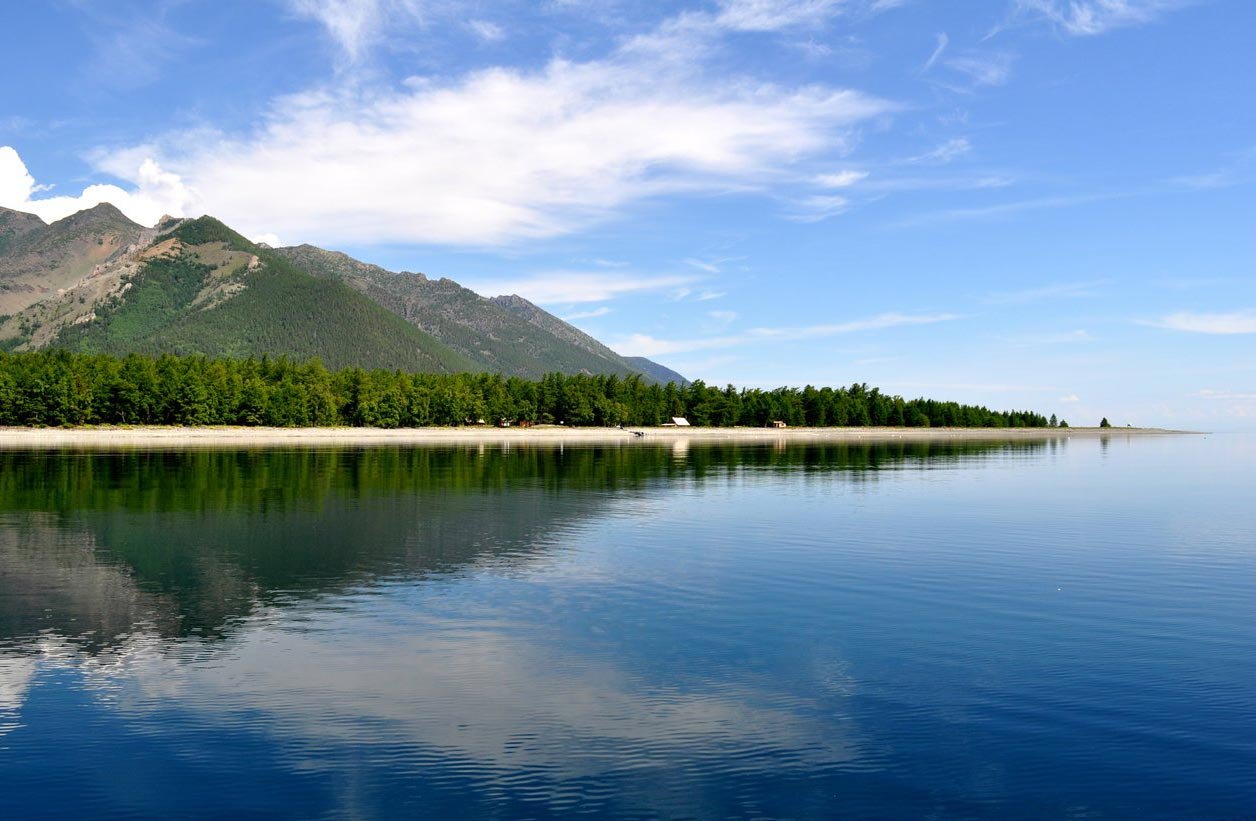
[1150,310,1256,335]
[0,146,193,227]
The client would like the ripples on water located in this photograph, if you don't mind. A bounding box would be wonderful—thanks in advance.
[0,435,1253,819]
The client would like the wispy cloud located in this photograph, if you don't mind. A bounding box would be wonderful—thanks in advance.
[1000,329,1095,345]
[713,0,848,32]
[1148,310,1256,335]
[671,287,728,302]
[813,169,868,188]
[684,258,722,273]
[786,194,851,222]
[922,32,949,72]
[465,271,698,304]
[983,280,1104,304]
[75,0,202,89]
[1008,0,1189,37]
[862,174,1014,192]
[564,306,612,320]
[615,311,960,356]
[287,0,426,63]
[897,191,1120,226]
[93,5,894,246]
[900,137,972,165]
[467,19,505,42]
[1059,394,1081,402]
[943,51,1015,88]
[1191,389,1256,401]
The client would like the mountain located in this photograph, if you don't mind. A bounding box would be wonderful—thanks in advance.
[0,206,690,381]
[624,356,689,386]
[4,215,475,371]
[0,203,150,318]
[274,245,646,379]
[0,206,46,253]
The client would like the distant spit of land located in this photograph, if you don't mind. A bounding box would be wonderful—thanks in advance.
[0,426,1196,449]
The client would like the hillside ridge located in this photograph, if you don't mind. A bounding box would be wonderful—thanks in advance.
[0,207,687,382]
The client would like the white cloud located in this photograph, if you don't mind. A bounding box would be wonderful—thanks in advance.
[983,280,1104,304]
[465,271,697,304]
[1011,0,1187,36]
[673,287,728,301]
[898,191,1120,225]
[1192,389,1256,401]
[787,194,851,222]
[901,137,971,165]
[467,19,505,42]
[862,174,1014,192]
[814,169,867,188]
[98,14,891,247]
[563,306,612,320]
[708,309,738,323]
[944,52,1014,87]
[684,258,722,273]
[1150,310,1256,335]
[922,32,948,72]
[616,311,960,355]
[0,146,193,227]
[999,329,1094,345]
[287,0,427,62]
[1059,394,1081,403]
[714,0,846,32]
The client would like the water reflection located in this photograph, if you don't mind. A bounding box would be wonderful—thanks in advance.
[13,437,1249,818]
[0,441,1045,652]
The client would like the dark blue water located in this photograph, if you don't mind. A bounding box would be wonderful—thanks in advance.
[0,435,1252,819]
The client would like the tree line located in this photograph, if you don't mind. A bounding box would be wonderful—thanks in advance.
[0,350,1058,428]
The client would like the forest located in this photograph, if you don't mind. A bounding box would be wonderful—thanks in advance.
[0,350,1058,428]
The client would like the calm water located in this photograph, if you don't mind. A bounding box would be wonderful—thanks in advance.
[0,435,1252,819]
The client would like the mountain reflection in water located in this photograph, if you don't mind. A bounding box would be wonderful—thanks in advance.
[2,436,1253,819]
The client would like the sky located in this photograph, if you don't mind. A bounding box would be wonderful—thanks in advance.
[1,0,1253,428]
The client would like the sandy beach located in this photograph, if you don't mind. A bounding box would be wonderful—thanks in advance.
[0,425,1194,449]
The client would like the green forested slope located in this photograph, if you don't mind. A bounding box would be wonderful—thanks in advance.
[275,244,646,379]
[55,218,477,373]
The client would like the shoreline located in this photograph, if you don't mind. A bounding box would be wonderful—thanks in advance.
[0,425,1197,450]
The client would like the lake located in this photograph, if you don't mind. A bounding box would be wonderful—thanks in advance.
[1,434,1253,819]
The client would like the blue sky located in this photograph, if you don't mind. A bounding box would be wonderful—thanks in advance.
[1,0,1253,427]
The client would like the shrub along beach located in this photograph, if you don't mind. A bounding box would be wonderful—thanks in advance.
[0,350,1061,429]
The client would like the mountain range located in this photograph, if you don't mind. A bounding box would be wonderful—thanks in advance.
[0,204,686,383]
